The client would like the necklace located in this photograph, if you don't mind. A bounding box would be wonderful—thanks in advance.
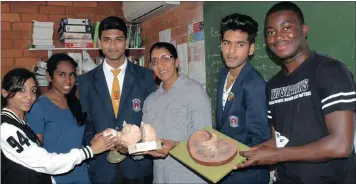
[225,72,237,91]
[228,72,237,81]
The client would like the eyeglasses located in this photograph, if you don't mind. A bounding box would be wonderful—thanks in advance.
[149,54,174,66]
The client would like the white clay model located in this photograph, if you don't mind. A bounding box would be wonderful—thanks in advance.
[103,128,118,137]
[119,121,142,146]
[140,122,158,142]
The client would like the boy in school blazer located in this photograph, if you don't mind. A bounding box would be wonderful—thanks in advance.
[215,13,271,184]
[78,16,156,184]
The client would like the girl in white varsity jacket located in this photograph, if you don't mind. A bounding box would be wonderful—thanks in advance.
[1,68,117,184]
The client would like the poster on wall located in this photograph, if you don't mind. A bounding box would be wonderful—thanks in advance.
[188,21,206,87]
[159,29,171,43]
[177,43,189,76]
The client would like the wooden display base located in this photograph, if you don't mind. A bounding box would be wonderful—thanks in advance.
[127,141,162,154]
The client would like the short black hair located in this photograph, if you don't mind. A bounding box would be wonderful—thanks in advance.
[1,68,37,107]
[266,1,305,24]
[220,13,258,44]
[149,42,178,60]
[149,42,179,73]
[99,16,127,39]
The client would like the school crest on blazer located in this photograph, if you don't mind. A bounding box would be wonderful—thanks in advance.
[132,98,141,112]
[229,115,239,127]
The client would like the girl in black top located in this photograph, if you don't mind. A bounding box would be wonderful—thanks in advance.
[1,68,116,184]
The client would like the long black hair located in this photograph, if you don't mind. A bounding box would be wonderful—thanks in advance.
[46,53,87,126]
[2,68,38,107]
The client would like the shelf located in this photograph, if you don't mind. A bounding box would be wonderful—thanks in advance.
[29,47,146,75]
[29,47,145,58]
[126,48,145,50]
[28,47,145,51]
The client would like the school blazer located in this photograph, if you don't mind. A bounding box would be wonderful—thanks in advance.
[215,63,271,183]
[77,61,156,183]
[216,62,271,146]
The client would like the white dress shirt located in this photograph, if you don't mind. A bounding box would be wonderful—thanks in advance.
[222,72,235,110]
[103,58,128,96]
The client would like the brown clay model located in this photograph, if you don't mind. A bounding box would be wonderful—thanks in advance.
[187,130,237,166]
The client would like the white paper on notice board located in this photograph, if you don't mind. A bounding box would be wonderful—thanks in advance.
[188,41,206,86]
[177,43,188,76]
[159,29,171,43]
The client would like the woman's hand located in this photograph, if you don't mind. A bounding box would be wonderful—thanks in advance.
[90,132,117,154]
[145,139,179,158]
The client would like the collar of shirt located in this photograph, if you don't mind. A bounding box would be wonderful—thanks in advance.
[223,71,235,94]
[103,57,128,95]
[157,75,186,95]
[221,72,235,109]
[103,57,128,76]
[1,107,26,125]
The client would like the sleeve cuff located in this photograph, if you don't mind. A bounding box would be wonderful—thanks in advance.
[81,146,94,160]
[322,103,356,116]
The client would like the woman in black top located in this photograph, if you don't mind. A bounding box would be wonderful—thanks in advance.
[1,68,117,184]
